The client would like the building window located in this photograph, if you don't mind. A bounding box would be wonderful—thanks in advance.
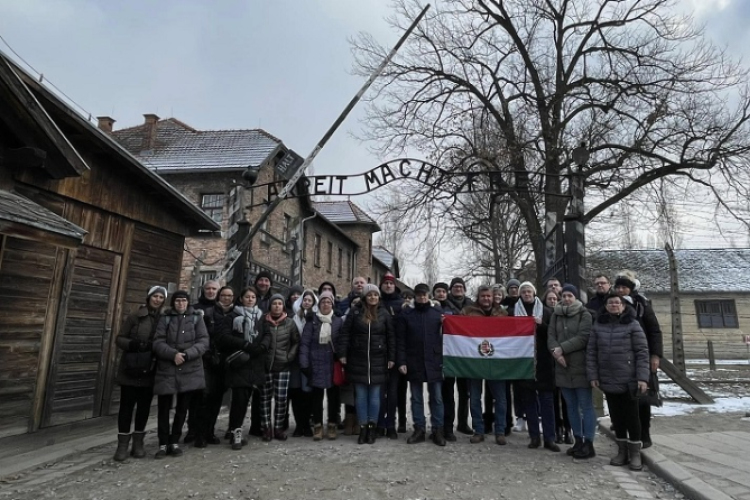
[199,271,217,285]
[368,238,372,264]
[313,233,322,267]
[283,213,292,244]
[326,241,333,272]
[346,251,353,280]
[337,247,343,277]
[695,300,738,328]
[201,193,225,223]
[260,219,269,245]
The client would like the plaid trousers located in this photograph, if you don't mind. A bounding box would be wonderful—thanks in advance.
[261,371,290,430]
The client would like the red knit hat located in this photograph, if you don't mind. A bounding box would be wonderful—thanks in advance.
[380,272,396,285]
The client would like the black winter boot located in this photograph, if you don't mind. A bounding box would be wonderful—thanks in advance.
[407,427,426,444]
[358,422,368,445]
[610,439,629,466]
[367,422,376,445]
[567,436,583,456]
[131,431,146,458]
[628,441,643,471]
[113,433,131,462]
[432,428,446,447]
[641,427,652,449]
[573,438,596,459]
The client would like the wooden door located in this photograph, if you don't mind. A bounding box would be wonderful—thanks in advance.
[42,246,121,427]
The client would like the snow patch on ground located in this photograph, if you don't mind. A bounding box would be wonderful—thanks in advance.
[653,397,750,417]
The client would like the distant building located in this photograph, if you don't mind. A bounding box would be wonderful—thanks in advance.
[588,248,750,360]
[110,115,399,297]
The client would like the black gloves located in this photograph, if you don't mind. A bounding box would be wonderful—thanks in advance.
[129,339,141,352]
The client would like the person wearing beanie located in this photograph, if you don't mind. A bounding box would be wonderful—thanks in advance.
[258,294,299,441]
[430,280,459,441]
[510,281,558,452]
[299,290,343,441]
[318,281,342,317]
[561,284,579,299]
[113,285,167,461]
[588,292,650,470]
[613,270,663,449]
[548,283,596,459]
[152,290,209,459]
[444,277,474,437]
[289,288,318,438]
[397,283,446,446]
[378,272,406,437]
[254,271,274,313]
[337,281,395,445]
[501,278,521,309]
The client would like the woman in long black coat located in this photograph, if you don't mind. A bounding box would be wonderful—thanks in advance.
[215,286,265,450]
[113,285,166,461]
[337,284,395,445]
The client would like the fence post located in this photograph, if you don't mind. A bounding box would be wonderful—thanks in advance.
[707,340,716,371]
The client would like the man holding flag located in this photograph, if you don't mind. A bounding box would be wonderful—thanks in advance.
[442,285,536,445]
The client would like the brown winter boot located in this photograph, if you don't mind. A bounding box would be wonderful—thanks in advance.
[610,439,629,466]
[113,433,131,462]
[327,422,338,440]
[343,414,354,436]
[628,441,643,471]
[313,424,324,441]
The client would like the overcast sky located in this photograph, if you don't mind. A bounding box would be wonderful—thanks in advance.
[1,0,747,280]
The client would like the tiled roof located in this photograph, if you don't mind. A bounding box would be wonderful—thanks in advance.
[372,245,395,269]
[113,118,281,171]
[587,249,750,294]
[312,201,380,227]
[0,189,86,241]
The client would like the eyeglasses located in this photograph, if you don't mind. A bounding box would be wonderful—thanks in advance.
[595,281,609,286]
[219,294,234,298]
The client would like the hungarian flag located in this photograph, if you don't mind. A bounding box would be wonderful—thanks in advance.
[443,316,536,380]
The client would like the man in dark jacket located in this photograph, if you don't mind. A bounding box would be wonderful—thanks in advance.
[432,282,459,442]
[614,272,663,448]
[501,278,521,309]
[445,277,473,435]
[397,283,446,446]
[255,271,274,314]
[338,276,367,316]
[378,272,406,437]
[586,274,611,317]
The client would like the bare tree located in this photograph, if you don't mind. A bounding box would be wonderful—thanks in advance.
[352,0,750,273]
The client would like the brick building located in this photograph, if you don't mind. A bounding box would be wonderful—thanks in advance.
[108,115,398,298]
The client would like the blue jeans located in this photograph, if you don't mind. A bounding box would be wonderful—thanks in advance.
[410,381,444,431]
[524,389,556,442]
[469,379,507,435]
[354,383,381,425]
[560,387,596,441]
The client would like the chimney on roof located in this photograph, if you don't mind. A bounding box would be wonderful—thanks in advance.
[142,113,160,150]
[97,116,115,134]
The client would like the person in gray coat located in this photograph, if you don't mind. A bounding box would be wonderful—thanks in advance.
[547,284,596,459]
[152,290,209,459]
[588,293,650,471]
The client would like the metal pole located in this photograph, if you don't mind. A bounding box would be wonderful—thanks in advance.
[219,4,431,282]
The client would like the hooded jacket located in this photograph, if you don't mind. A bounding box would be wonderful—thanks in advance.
[547,300,593,389]
[587,306,650,394]
[152,306,209,395]
[337,303,396,385]
[116,304,163,387]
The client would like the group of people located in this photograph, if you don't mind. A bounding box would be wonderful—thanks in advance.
[113,269,662,472]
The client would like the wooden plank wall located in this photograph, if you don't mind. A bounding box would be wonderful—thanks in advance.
[107,225,183,414]
[43,246,118,427]
[0,237,57,438]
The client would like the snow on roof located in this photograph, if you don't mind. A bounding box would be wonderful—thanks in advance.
[372,245,395,269]
[587,248,750,294]
[313,200,379,227]
[113,118,281,171]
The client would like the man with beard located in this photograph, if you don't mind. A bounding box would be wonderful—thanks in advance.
[446,277,473,435]
[254,271,274,313]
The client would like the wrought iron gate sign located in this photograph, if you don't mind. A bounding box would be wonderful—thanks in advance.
[258,158,506,202]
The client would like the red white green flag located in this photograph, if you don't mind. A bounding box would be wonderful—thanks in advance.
[442,316,536,380]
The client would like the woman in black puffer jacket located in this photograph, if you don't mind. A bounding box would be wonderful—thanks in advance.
[337,284,396,445]
[587,293,649,471]
[113,286,166,461]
